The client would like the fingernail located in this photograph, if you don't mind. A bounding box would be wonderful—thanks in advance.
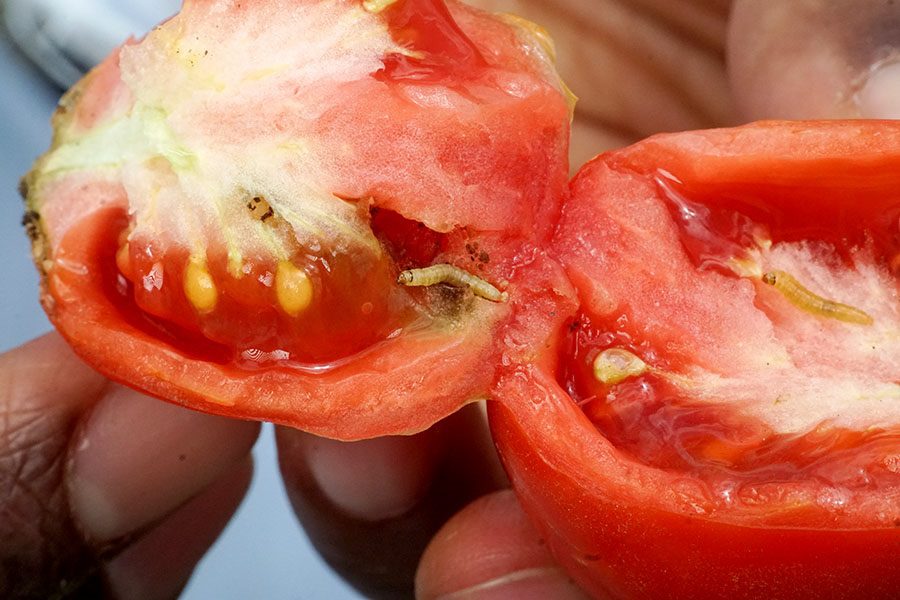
[435,568,589,600]
[105,458,253,600]
[68,385,259,542]
[304,434,437,521]
[857,59,900,119]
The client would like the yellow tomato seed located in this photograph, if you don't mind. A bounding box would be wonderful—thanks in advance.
[593,348,649,386]
[116,243,132,279]
[276,261,314,316]
[184,258,218,314]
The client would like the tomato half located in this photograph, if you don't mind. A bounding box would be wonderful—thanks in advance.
[21,0,571,440]
[490,121,900,599]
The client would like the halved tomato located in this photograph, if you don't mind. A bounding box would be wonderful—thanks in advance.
[490,121,900,599]
[21,0,571,440]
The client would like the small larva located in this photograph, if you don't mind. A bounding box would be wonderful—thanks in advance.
[247,196,276,222]
[398,264,508,302]
[761,270,874,326]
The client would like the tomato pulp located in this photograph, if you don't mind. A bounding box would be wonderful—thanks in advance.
[491,121,900,600]
[22,0,570,439]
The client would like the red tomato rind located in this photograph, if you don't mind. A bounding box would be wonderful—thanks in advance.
[490,379,900,600]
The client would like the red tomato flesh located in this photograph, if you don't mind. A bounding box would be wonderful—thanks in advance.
[558,169,900,491]
[379,0,487,82]
[491,121,900,600]
[24,0,571,439]
[490,379,900,600]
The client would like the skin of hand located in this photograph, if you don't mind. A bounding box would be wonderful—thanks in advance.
[2,1,897,599]
[0,334,260,599]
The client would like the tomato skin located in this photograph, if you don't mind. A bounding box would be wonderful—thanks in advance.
[489,377,900,600]
[490,121,900,599]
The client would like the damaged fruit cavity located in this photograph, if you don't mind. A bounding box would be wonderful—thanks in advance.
[25,0,569,376]
[558,171,900,503]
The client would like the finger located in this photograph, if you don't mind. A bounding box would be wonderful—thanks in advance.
[0,333,260,597]
[469,0,735,163]
[105,457,253,600]
[67,383,259,544]
[277,403,506,599]
[728,0,900,120]
[416,490,591,600]
[1,333,107,597]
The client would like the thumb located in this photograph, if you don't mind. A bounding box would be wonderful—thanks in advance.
[728,0,900,119]
[416,490,592,600]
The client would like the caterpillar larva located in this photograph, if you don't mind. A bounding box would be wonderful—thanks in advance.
[398,264,508,302]
[247,196,275,222]
[762,270,873,326]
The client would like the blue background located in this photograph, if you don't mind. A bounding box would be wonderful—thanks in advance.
[0,3,365,598]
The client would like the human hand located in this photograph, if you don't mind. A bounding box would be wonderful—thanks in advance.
[276,1,900,598]
[0,334,259,599]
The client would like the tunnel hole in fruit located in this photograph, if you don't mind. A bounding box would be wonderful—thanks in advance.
[369,206,446,270]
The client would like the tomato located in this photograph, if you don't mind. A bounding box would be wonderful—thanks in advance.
[21,0,571,440]
[490,121,900,599]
